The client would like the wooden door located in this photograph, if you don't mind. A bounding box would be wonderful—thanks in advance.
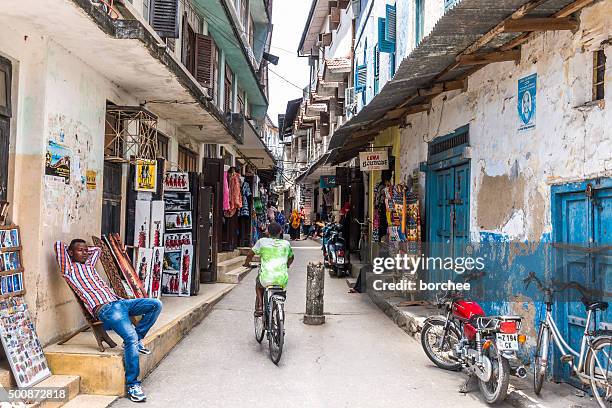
[202,158,224,280]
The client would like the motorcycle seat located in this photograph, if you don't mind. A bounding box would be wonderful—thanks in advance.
[582,299,608,311]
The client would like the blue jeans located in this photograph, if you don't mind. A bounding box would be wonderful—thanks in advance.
[97,299,162,387]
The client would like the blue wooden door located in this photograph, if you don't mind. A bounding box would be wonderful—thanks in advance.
[427,162,471,281]
[552,178,612,383]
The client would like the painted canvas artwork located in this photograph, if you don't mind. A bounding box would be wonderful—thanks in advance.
[0,297,51,388]
[164,192,192,212]
[134,200,151,248]
[161,271,179,296]
[133,248,153,297]
[179,245,193,297]
[1,252,20,272]
[150,247,164,299]
[0,228,19,249]
[149,201,165,248]
[163,172,189,192]
[135,159,157,192]
[165,212,192,230]
[164,232,192,252]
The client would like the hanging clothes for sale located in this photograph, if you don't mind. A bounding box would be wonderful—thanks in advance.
[224,171,242,218]
[239,179,252,218]
[223,171,230,211]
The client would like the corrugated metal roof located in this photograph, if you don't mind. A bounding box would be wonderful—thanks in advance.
[328,0,577,157]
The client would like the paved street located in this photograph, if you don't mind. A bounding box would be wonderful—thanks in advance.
[114,239,507,408]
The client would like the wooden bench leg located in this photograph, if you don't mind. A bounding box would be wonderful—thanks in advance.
[92,324,118,352]
[58,324,91,345]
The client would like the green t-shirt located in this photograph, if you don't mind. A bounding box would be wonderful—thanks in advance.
[252,238,294,289]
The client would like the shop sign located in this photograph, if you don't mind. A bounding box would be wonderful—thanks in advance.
[359,151,389,171]
[518,73,536,131]
[45,140,71,184]
[86,170,97,190]
[135,159,157,192]
[320,175,336,189]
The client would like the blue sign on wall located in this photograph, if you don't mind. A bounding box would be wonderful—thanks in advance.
[320,175,337,189]
[518,73,537,131]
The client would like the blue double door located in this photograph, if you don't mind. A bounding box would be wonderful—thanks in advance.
[552,178,612,382]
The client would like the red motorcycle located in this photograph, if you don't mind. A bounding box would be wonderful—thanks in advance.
[420,273,527,404]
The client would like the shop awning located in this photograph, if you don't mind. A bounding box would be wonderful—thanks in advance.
[295,152,333,184]
[328,0,583,164]
[3,0,243,144]
[234,115,276,170]
[282,98,303,138]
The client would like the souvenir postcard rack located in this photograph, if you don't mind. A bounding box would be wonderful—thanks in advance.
[0,225,25,299]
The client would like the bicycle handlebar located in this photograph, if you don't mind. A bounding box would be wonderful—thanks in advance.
[523,271,612,300]
[523,271,548,292]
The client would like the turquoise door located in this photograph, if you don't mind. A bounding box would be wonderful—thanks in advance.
[426,161,471,281]
[552,178,612,383]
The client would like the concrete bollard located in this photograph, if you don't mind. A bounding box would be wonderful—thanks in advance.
[304,262,325,325]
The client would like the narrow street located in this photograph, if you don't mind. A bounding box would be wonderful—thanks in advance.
[114,239,506,408]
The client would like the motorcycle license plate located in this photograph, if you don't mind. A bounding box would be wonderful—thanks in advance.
[337,258,345,264]
[496,333,518,351]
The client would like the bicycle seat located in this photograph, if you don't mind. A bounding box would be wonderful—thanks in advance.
[582,299,609,311]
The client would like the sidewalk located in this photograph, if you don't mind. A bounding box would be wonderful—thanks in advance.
[368,289,599,408]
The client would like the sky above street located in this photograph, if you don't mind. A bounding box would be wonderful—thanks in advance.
[267,0,312,126]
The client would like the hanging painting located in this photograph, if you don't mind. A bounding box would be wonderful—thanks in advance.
[179,244,193,297]
[164,192,192,212]
[163,172,189,192]
[149,201,165,248]
[165,211,192,230]
[134,200,151,248]
[164,232,192,252]
[161,251,181,296]
[135,159,157,192]
[150,247,164,299]
[133,248,153,297]
[0,297,51,388]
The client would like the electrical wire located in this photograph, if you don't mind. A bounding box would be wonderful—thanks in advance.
[268,68,306,91]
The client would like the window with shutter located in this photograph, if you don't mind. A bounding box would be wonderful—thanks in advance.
[355,64,367,93]
[378,17,395,53]
[386,4,396,42]
[182,15,196,75]
[415,0,424,44]
[195,34,215,89]
[374,45,380,95]
[149,0,179,38]
[224,66,233,113]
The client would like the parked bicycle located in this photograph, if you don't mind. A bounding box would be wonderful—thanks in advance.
[353,218,369,262]
[523,272,612,407]
[254,285,286,365]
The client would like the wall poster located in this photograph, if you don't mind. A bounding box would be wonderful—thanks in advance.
[518,73,537,131]
[44,140,71,184]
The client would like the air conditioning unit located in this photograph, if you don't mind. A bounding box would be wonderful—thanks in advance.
[344,87,356,117]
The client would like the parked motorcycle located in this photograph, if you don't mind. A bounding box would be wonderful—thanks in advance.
[420,273,527,404]
[321,223,349,278]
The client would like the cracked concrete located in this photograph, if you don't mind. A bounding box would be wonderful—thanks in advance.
[113,239,512,407]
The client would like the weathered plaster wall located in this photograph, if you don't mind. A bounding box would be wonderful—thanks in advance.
[400,1,612,243]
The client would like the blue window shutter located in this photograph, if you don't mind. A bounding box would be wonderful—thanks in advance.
[415,0,424,44]
[378,18,395,53]
[390,52,396,78]
[386,4,396,43]
[355,63,367,93]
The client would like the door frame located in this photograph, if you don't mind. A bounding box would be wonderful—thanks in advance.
[0,55,12,202]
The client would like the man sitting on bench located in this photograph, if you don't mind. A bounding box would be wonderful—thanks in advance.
[54,239,162,403]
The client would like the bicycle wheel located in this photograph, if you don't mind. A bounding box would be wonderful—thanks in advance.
[254,297,265,343]
[587,336,612,408]
[268,299,284,365]
[533,324,550,395]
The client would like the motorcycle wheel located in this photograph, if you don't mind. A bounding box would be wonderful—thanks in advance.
[478,346,510,404]
[420,319,462,371]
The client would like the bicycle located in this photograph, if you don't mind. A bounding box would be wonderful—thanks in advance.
[523,272,612,407]
[254,285,286,365]
[353,218,369,262]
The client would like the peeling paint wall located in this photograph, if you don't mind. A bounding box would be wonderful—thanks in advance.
[395,2,612,349]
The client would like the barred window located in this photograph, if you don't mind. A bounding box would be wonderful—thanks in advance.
[178,145,199,172]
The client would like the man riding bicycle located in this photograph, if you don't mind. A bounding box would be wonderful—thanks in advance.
[243,222,294,317]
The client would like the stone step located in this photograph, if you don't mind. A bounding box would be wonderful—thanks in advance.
[0,362,15,389]
[61,395,117,408]
[217,266,252,284]
[217,256,247,274]
[28,375,80,408]
[45,283,236,396]
[217,250,240,263]
[237,247,250,256]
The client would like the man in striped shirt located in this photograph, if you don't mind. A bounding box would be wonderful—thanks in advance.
[55,239,162,403]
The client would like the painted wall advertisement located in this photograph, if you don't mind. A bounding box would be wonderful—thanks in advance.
[359,150,389,171]
[44,140,71,184]
[518,73,536,132]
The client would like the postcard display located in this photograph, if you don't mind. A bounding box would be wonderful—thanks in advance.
[162,172,193,297]
[0,225,52,387]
